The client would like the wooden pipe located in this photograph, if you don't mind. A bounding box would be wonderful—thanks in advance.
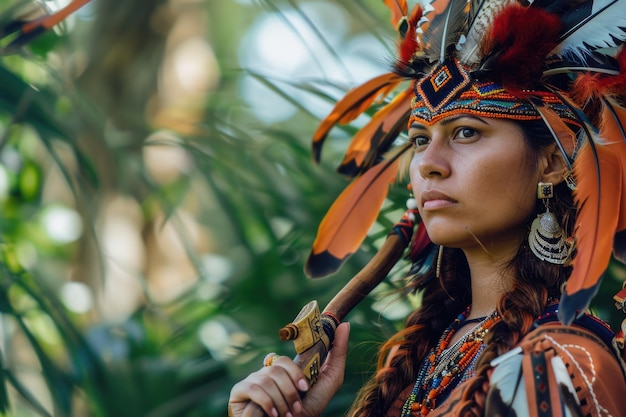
[240,231,410,417]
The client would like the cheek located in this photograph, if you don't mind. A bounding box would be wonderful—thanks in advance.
[487,160,539,217]
[409,158,426,213]
[408,154,421,187]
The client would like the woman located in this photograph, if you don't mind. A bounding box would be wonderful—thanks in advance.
[230,0,626,416]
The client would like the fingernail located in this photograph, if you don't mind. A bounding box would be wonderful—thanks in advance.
[271,407,278,417]
[293,401,302,413]
[286,413,293,417]
[298,379,308,391]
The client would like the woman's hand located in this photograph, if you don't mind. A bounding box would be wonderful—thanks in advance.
[228,322,350,417]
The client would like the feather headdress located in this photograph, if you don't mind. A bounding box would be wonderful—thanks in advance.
[308,0,626,326]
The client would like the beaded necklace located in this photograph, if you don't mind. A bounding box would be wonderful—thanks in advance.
[400,306,501,417]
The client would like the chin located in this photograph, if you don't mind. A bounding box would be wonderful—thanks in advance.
[421,221,464,245]
[423,232,466,248]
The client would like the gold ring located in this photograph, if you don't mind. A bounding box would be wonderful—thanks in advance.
[263,352,279,367]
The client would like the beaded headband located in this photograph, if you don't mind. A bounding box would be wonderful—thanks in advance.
[409,59,580,134]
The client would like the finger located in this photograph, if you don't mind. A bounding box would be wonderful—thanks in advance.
[229,379,279,417]
[272,355,310,393]
[230,365,301,417]
[265,362,306,416]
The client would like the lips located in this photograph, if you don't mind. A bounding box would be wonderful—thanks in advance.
[421,190,457,209]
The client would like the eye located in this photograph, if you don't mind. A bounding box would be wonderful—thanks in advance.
[409,135,430,150]
[455,127,478,140]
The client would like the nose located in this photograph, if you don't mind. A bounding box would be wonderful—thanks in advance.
[414,139,451,179]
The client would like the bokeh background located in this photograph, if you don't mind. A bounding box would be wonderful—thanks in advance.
[0,0,623,416]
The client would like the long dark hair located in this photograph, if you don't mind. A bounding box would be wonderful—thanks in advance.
[347,118,576,416]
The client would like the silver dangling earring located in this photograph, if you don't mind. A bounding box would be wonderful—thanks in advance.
[528,182,572,264]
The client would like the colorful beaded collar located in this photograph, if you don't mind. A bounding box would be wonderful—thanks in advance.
[400,306,501,417]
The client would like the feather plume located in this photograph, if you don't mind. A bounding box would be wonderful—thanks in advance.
[570,46,626,100]
[305,143,412,278]
[396,4,424,67]
[312,72,403,163]
[337,88,413,177]
[421,0,468,63]
[560,137,623,324]
[457,0,515,66]
[551,0,626,61]
[479,4,562,91]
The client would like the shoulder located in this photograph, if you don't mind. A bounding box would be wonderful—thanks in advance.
[487,320,626,417]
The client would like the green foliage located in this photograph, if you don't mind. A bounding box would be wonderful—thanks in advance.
[0,1,620,417]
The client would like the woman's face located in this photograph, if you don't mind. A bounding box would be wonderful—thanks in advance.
[408,115,542,255]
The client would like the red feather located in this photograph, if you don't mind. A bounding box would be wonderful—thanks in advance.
[337,88,413,177]
[409,221,431,260]
[305,143,412,278]
[572,46,626,103]
[398,5,423,64]
[481,4,562,92]
[312,72,404,163]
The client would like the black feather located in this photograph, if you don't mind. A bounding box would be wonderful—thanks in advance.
[543,51,620,77]
[422,0,468,63]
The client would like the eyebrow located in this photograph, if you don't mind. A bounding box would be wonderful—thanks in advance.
[409,115,489,130]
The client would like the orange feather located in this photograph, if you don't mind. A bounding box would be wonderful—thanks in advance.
[599,100,626,231]
[312,72,404,162]
[1,0,91,54]
[383,0,408,29]
[337,88,413,177]
[305,143,412,278]
[23,0,91,33]
[560,123,625,323]
[532,101,577,161]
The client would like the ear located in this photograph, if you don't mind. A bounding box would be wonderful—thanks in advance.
[539,143,569,185]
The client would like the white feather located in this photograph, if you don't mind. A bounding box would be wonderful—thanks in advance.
[487,347,528,410]
[553,0,626,61]
[551,355,580,417]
